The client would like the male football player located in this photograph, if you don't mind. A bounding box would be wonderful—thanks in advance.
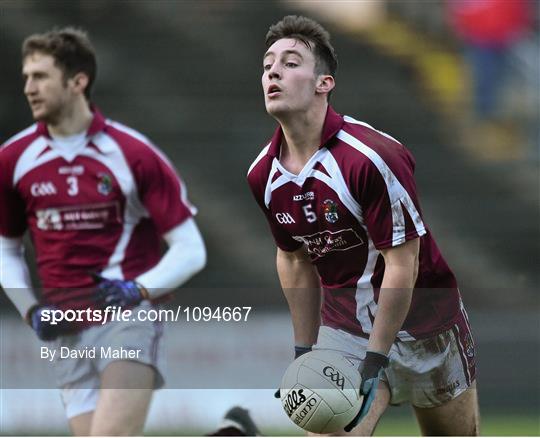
[0,27,208,435]
[248,16,479,436]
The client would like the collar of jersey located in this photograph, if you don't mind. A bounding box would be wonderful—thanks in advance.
[273,148,329,186]
[267,105,344,159]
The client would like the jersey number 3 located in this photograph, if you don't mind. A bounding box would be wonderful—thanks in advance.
[67,176,79,196]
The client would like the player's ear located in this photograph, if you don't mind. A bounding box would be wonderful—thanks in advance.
[315,75,335,96]
[69,72,89,96]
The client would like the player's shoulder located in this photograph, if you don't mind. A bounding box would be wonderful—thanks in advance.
[102,119,172,163]
[103,119,155,151]
[339,115,403,153]
[101,119,181,181]
[334,115,413,169]
[1,124,40,158]
[247,141,273,183]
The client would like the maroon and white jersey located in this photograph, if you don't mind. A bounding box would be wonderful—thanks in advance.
[0,108,196,312]
[248,106,462,340]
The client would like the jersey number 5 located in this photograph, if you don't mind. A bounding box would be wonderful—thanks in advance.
[302,204,317,223]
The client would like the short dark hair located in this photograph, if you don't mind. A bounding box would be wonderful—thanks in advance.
[265,15,338,78]
[22,27,97,99]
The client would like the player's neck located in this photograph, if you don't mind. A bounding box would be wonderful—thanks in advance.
[279,103,327,172]
[48,98,93,138]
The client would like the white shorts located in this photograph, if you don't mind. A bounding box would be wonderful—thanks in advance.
[314,314,476,408]
[49,301,165,419]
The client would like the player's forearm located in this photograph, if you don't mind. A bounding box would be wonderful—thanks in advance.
[368,264,415,354]
[368,239,419,354]
[0,236,38,318]
[276,248,321,346]
[135,218,206,297]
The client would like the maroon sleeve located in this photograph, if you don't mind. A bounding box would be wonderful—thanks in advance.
[247,160,302,253]
[0,148,27,237]
[134,147,195,235]
[353,147,426,250]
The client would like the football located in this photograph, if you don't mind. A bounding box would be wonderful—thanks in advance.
[280,349,363,433]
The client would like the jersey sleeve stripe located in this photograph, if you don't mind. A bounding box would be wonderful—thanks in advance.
[247,143,271,176]
[336,129,426,245]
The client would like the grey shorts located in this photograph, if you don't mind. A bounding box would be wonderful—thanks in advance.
[314,312,476,408]
[49,301,165,418]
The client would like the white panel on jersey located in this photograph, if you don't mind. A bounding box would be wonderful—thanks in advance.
[273,148,327,186]
[355,236,414,341]
[50,132,88,162]
[1,124,37,149]
[90,132,149,279]
[264,161,279,208]
[354,235,378,336]
[265,148,330,206]
[247,143,270,176]
[336,129,426,246]
[343,116,402,145]
[268,173,293,205]
[13,137,60,185]
[108,120,197,216]
[267,149,366,225]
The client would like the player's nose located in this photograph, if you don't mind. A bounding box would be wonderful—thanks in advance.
[24,78,37,95]
[267,63,282,80]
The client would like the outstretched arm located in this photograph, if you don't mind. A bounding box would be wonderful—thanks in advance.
[95,218,206,308]
[0,236,62,340]
[135,217,207,297]
[0,236,37,319]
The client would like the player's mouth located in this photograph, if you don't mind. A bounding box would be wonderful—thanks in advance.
[267,84,282,98]
[29,99,44,108]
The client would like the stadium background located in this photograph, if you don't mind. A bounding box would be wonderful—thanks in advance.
[0,0,538,435]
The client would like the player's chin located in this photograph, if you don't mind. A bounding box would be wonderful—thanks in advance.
[30,108,48,122]
[265,101,289,118]
[33,108,57,124]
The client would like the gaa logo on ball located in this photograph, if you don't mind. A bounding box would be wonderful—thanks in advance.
[280,350,363,434]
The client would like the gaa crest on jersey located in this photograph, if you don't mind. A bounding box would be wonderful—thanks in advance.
[97,173,113,195]
[323,199,339,223]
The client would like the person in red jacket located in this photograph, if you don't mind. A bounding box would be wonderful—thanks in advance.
[447,0,532,119]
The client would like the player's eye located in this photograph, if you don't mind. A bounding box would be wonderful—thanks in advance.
[263,64,272,71]
[285,62,298,68]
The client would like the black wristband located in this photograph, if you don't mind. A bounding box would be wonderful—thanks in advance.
[294,345,312,359]
[365,351,389,368]
[362,351,389,379]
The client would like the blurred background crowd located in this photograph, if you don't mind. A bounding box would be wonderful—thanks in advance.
[0,0,538,435]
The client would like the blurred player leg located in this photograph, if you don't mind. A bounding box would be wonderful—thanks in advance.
[69,412,93,436]
[209,406,261,436]
[413,383,480,436]
[90,360,155,435]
